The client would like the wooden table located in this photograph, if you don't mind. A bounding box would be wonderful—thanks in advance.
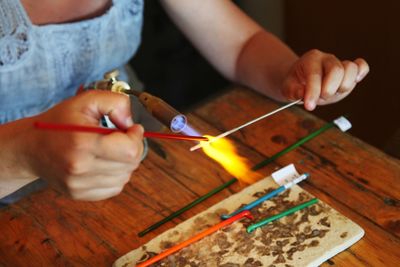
[0,87,399,266]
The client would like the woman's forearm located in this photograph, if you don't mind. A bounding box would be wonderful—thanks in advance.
[235,30,298,102]
[0,117,37,198]
[160,0,298,101]
[160,0,262,80]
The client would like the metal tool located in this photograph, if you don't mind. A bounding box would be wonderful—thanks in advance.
[86,69,198,136]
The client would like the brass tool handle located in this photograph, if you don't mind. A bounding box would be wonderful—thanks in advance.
[86,69,132,94]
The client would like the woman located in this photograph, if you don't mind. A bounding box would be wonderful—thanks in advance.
[0,0,369,204]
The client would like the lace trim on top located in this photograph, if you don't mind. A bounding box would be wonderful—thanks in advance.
[0,0,31,67]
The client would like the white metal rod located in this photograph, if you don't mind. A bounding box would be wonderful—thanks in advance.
[190,99,302,152]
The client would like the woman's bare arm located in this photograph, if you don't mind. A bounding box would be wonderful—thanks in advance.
[160,0,369,110]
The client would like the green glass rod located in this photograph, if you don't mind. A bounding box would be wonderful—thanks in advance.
[247,198,319,233]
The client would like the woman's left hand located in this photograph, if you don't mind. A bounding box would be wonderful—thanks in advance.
[282,49,370,111]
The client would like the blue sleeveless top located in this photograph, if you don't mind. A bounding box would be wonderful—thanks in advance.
[0,0,144,205]
[0,0,144,124]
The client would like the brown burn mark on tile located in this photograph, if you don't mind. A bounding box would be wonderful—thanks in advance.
[340,232,348,239]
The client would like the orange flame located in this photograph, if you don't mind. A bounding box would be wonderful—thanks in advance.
[200,135,261,184]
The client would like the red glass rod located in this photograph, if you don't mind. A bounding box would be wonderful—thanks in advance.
[34,122,208,141]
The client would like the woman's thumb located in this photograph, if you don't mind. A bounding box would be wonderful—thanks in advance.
[82,91,133,129]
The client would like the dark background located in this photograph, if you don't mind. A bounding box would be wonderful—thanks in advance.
[130,0,400,158]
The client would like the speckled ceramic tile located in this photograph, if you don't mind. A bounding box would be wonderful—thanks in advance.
[114,176,364,267]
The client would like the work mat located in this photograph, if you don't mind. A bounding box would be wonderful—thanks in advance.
[114,176,364,267]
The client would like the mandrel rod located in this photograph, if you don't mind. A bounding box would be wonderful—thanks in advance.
[190,99,301,151]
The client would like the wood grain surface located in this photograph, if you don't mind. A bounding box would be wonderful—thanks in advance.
[0,87,399,266]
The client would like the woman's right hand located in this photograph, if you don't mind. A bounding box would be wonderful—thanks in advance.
[24,91,144,201]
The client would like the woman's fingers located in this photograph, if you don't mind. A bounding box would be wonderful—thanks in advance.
[321,55,344,99]
[283,50,370,109]
[94,124,144,163]
[70,186,125,201]
[337,60,359,94]
[78,90,134,129]
[354,58,370,82]
[64,169,132,191]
